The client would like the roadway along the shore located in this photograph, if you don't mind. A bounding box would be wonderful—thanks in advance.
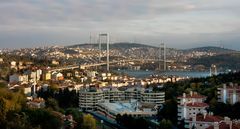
[84,111,126,129]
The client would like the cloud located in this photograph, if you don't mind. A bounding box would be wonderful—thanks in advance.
[0,0,240,49]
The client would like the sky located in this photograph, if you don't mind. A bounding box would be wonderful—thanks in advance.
[0,0,240,50]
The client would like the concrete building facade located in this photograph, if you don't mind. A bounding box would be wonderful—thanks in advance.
[217,83,240,104]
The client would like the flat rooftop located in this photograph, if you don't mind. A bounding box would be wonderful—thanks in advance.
[98,100,156,115]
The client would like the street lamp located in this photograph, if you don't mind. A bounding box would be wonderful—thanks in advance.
[101,120,104,129]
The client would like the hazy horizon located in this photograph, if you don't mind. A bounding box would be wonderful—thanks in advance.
[1,42,238,51]
[0,0,240,50]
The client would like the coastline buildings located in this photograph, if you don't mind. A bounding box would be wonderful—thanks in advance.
[210,64,217,76]
[217,83,240,104]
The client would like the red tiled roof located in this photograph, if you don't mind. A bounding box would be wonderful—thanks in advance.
[178,94,206,99]
[233,123,240,129]
[206,126,214,129]
[219,122,231,129]
[186,102,209,107]
[206,122,240,129]
[196,115,223,122]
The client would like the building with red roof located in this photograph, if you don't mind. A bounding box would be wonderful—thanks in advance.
[177,91,209,128]
[188,114,240,129]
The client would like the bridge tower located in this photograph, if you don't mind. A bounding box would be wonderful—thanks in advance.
[210,64,217,76]
[158,43,166,71]
[98,33,110,71]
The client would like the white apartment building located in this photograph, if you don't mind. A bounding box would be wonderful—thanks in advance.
[141,91,165,105]
[177,91,209,128]
[125,87,165,105]
[79,86,165,111]
[218,83,240,104]
[79,88,103,111]
[125,87,143,101]
[102,88,125,102]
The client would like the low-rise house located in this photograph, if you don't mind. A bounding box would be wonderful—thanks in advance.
[36,69,42,81]
[87,71,97,78]
[23,84,32,96]
[10,61,17,69]
[27,98,45,108]
[0,58,3,63]
[10,61,17,66]
[42,71,51,81]
[52,60,59,65]
[52,72,64,81]
[9,74,29,84]
[29,71,37,83]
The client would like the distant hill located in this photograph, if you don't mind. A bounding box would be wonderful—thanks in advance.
[188,53,240,70]
[110,42,157,49]
[68,42,157,49]
[183,46,236,54]
[69,43,237,53]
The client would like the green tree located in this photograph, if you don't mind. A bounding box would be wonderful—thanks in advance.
[24,108,63,129]
[0,82,7,88]
[49,83,59,92]
[211,102,231,117]
[231,102,240,119]
[158,99,178,124]
[0,88,26,118]
[5,111,32,129]
[159,119,172,129]
[65,108,83,129]
[45,98,60,111]
[82,114,96,129]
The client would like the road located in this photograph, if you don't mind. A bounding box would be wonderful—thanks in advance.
[85,111,126,129]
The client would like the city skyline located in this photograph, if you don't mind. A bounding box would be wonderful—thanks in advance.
[0,0,240,50]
